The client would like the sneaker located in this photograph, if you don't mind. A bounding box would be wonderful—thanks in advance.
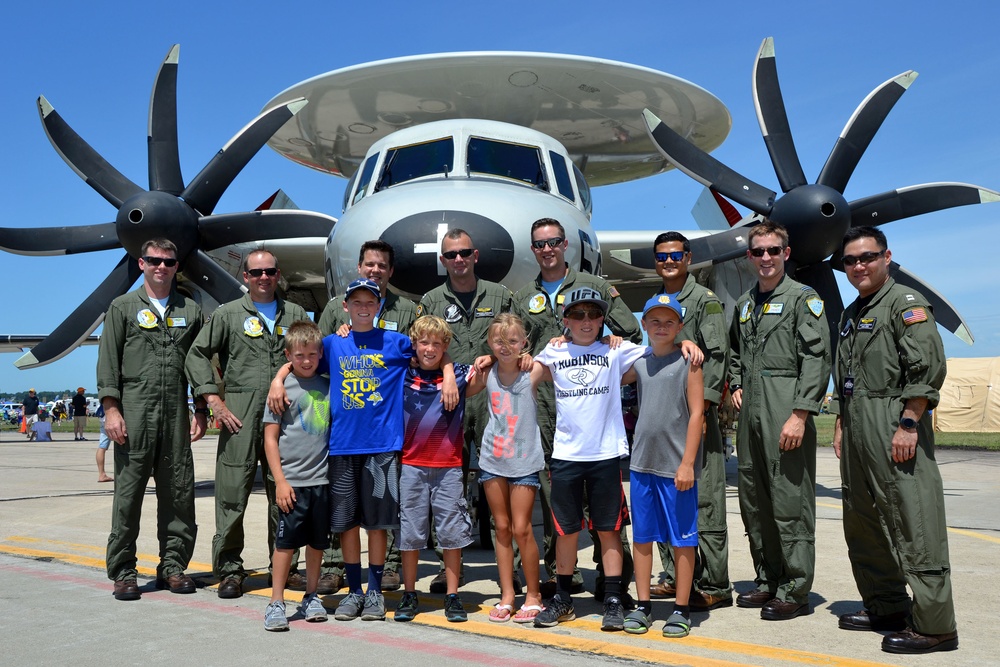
[394,591,419,622]
[444,593,467,622]
[381,569,401,591]
[334,592,364,621]
[602,596,625,631]
[264,601,289,631]
[534,596,576,627]
[299,593,328,622]
[360,590,386,621]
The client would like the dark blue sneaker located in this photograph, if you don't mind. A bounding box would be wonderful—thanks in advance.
[444,593,467,622]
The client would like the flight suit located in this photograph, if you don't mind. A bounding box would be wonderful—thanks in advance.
[98,287,203,582]
[513,266,641,587]
[657,275,732,598]
[728,275,830,603]
[185,293,308,580]
[830,278,955,635]
[315,290,417,578]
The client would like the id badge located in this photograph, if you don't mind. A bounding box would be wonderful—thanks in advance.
[842,375,854,397]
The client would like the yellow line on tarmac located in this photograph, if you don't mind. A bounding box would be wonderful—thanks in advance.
[3,536,215,573]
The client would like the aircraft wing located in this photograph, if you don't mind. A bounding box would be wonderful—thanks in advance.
[0,335,100,354]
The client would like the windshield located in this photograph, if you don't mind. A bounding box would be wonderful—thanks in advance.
[375,137,454,190]
[467,137,546,188]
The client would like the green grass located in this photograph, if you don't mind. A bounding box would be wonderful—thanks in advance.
[812,414,1000,451]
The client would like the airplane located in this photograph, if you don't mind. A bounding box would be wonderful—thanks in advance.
[1,40,994,369]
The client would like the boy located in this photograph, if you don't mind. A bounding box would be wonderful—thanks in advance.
[621,294,705,638]
[262,320,332,631]
[532,287,647,631]
[31,411,53,442]
[268,278,456,622]
[395,315,484,623]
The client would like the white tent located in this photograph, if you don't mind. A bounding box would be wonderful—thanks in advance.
[934,357,1000,432]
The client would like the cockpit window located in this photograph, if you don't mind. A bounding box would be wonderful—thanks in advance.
[351,154,380,206]
[468,137,547,189]
[375,137,454,191]
[549,151,575,202]
[572,163,592,214]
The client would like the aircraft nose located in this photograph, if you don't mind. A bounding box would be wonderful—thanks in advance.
[381,210,514,295]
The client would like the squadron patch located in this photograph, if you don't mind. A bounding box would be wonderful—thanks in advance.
[739,301,751,323]
[806,297,824,318]
[416,304,424,317]
[528,293,547,314]
[136,309,158,329]
[902,308,928,325]
[444,304,462,323]
[243,316,264,337]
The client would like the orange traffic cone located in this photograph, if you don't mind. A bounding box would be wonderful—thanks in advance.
[20,416,27,433]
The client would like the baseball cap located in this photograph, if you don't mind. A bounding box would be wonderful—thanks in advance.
[642,293,683,319]
[344,278,381,300]
[77,387,85,393]
[563,287,608,316]
[29,388,36,393]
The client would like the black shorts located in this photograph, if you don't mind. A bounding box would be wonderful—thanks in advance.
[274,484,331,550]
[328,452,400,532]
[549,457,630,535]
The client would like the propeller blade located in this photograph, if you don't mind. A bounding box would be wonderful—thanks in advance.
[687,224,756,265]
[850,182,1000,227]
[148,44,184,195]
[37,96,144,208]
[889,262,974,344]
[198,210,336,249]
[0,223,121,255]
[792,260,845,350]
[182,249,248,304]
[752,37,807,192]
[14,253,141,369]
[643,109,776,214]
[181,98,308,216]
[817,71,918,193]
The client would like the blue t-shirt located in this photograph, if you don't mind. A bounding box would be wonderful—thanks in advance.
[321,328,413,455]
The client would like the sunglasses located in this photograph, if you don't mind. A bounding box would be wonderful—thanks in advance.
[842,250,885,267]
[749,246,784,258]
[565,308,604,321]
[441,248,475,260]
[142,256,178,267]
[531,237,564,250]
[246,267,279,277]
[655,251,686,262]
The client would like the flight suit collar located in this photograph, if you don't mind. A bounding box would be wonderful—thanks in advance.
[748,274,794,337]
[847,277,896,318]
[532,264,575,291]
[442,277,487,310]
[658,273,696,301]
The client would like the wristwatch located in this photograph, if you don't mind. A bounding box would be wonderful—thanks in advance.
[195,407,210,416]
[899,416,918,430]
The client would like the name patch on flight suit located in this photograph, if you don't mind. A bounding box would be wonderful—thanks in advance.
[444,304,462,323]
[739,302,752,323]
[244,316,264,337]
[166,317,186,328]
[274,325,286,336]
[556,294,565,306]
[762,302,784,315]
[380,319,399,331]
[136,309,158,329]
[528,293,547,314]
[857,318,877,331]
[475,307,495,319]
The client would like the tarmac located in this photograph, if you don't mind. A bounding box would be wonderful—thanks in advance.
[1,429,997,666]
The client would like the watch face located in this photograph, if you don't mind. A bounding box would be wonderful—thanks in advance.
[900,417,917,429]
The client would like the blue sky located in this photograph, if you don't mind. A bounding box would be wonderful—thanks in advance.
[3,0,999,396]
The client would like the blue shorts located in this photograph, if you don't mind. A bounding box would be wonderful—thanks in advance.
[478,470,540,488]
[630,470,698,547]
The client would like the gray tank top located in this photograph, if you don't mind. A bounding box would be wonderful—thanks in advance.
[631,350,701,478]
[478,366,544,477]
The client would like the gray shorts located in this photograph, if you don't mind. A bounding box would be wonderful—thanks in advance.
[398,465,473,551]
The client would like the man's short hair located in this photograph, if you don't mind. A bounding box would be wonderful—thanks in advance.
[141,238,178,257]
[748,219,789,248]
[284,320,323,352]
[531,218,566,238]
[653,231,691,252]
[442,228,473,248]
[358,240,395,268]
[410,315,453,348]
[842,226,887,252]
[241,249,279,273]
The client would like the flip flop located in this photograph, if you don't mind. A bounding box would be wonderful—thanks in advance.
[513,604,543,623]
[662,610,691,638]
[490,603,514,622]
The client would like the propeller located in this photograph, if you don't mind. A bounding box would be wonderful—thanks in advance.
[643,37,998,343]
[1,44,337,369]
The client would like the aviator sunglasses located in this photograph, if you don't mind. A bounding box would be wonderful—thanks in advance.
[565,308,604,321]
[842,250,885,267]
[749,246,784,258]
[246,267,279,277]
[441,248,475,260]
[531,237,564,250]
[655,251,686,262]
[142,256,178,267]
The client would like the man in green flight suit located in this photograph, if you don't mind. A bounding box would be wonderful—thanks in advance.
[512,218,642,601]
[186,249,309,599]
[650,231,733,611]
[98,238,208,601]
[314,239,416,593]
[831,227,957,655]
[728,220,831,621]
[418,228,512,592]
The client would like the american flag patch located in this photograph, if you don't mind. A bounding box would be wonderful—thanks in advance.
[902,308,927,325]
